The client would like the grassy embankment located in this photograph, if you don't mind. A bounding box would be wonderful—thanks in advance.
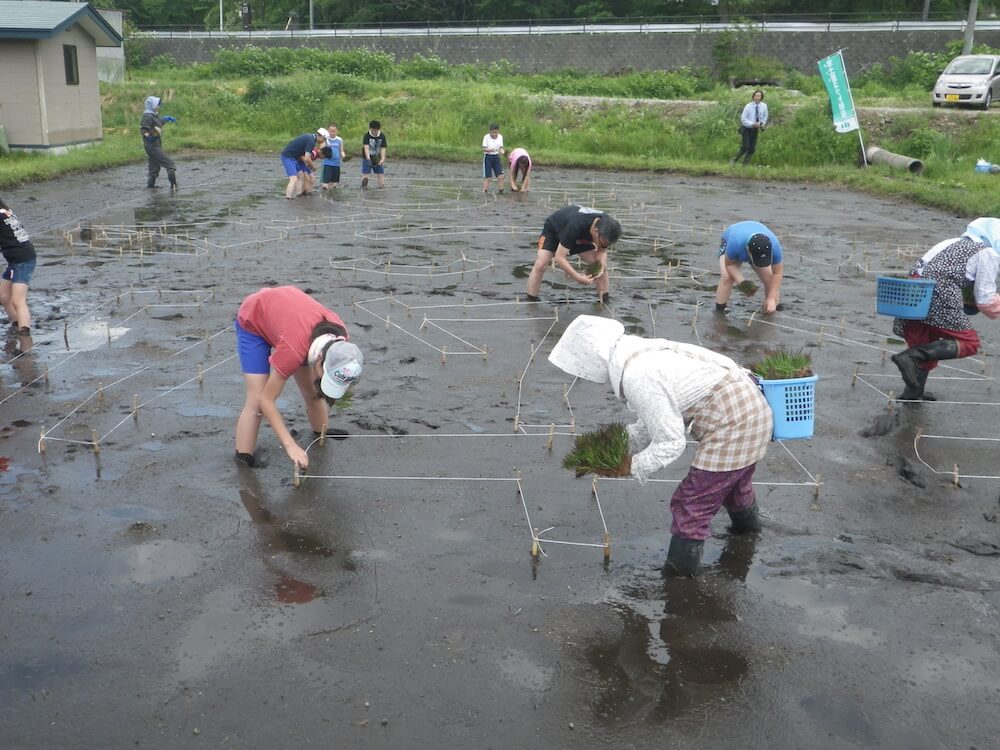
[2,47,1000,216]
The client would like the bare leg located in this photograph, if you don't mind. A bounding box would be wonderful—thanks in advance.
[526,245,553,297]
[0,279,15,324]
[292,366,329,432]
[7,282,29,329]
[715,255,743,306]
[285,176,298,199]
[236,373,268,455]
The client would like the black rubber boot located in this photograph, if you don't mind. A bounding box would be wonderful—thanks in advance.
[899,368,937,401]
[715,302,727,314]
[662,536,704,578]
[727,502,762,534]
[893,338,959,399]
[525,294,541,303]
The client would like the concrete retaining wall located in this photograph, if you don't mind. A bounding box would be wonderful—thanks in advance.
[140,29,1000,73]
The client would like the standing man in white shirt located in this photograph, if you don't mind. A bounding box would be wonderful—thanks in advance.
[731,89,768,166]
[482,123,506,194]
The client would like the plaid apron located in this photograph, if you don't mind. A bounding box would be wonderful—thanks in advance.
[683,370,772,472]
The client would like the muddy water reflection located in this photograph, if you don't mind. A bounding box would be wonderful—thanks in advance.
[237,468,356,605]
[585,536,754,724]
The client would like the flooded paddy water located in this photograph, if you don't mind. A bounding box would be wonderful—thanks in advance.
[1,156,998,747]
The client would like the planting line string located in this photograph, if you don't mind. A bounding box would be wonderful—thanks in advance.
[856,374,1000,406]
[592,481,610,536]
[597,476,819,488]
[913,434,1000,480]
[775,439,818,485]
[295,474,520,482]
[354,302,444,354]
[3,293,218,404]
[422,320,489,353]
[514,317,560,431]
[95,353,238,443]
[856,372,989,381]
[41,326,231,439]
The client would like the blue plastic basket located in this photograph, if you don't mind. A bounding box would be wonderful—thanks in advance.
[875,276,935,319]
[759,374,818,440]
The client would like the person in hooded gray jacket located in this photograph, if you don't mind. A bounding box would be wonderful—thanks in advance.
[548,315,773,576]
[140,96,178,189]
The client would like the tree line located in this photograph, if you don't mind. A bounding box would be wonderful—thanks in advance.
[112,0,978,30]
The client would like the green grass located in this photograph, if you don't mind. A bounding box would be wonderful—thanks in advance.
[562,423,630,478]
[747,349,813,380]
[5,58,1000,217]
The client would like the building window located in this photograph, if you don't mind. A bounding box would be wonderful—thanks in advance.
[64,45,79,85]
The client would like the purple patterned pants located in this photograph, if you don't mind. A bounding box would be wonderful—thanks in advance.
[669,464,757,541]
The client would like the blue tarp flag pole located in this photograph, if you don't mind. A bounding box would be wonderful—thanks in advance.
[818,50,868,166]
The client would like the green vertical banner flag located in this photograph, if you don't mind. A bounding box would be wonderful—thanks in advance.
[818,51,859,133]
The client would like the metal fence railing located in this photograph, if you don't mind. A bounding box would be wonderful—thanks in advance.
[136,12,1000,37]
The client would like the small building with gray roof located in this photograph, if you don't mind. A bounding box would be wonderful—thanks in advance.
[0,1,123,152]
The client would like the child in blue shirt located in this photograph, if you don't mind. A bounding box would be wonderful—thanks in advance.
[321,124,345,190]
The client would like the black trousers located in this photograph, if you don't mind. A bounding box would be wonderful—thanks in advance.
[144,140,176,185]
[734,126,759,163]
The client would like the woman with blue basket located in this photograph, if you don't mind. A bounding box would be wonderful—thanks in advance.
[548,315,773,578]
[891,218,1000,401]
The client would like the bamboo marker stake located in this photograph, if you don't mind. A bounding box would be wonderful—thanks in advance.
[817,326,824,348]
[531,528,539,558]
[197,364,204,385]
[132,394,140,421]
[319,423,327,446]
[38,428,46,454]
[570,417,576,433]
[91,429,100,454]
[839,317,846,336]
[887,391,895,412]
[441,345,447,365]
[603,533,611,563]
[293,464,301,488]
[63,320,69,348]
[98,382,105,403]
[420,316,428,331]
[515,295,520,311]
[851,366,858,386]
[953,464,960,488]
[881,349,887,366]
[591,476,598,497]
[546,423,555,451]
[813,475,822,499]
[107,322,112,345]
[44,364,49,386]
[385,314,391,331]
[513,413,520,432]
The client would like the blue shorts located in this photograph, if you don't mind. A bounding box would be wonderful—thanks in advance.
[234,320,271,375]
[361,160,385,175]
[2,259,35,285]
[483,153,503,178]
[281,156,309,177]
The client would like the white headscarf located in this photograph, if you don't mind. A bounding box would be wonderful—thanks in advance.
[547,316,624,384]
[964,217,1000,253]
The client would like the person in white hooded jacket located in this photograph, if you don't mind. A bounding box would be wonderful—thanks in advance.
[548,315,773,576]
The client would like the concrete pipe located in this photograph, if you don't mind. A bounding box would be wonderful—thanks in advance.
[865,146,924,175]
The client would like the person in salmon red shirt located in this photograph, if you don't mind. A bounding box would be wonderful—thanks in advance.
[525,204,622,304]
[234,286,363,470]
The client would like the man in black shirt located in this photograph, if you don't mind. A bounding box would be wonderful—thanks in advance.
[140,95,178,189]
[526,205,622,304]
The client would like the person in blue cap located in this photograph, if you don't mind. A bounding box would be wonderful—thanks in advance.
[714,220,784,314]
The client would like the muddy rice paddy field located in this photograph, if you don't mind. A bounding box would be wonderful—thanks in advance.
[1,156,999,748]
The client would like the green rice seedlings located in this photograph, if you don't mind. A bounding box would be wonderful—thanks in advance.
[562,423,631,478]
[747,348,813,380]
[586,261,604,277]
[735,280,759,296]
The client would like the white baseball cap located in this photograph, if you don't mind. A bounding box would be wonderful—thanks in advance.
[321,340,363,399]
[317,127,330,139]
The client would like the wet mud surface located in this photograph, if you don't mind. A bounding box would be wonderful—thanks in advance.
[1,156,999,747]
